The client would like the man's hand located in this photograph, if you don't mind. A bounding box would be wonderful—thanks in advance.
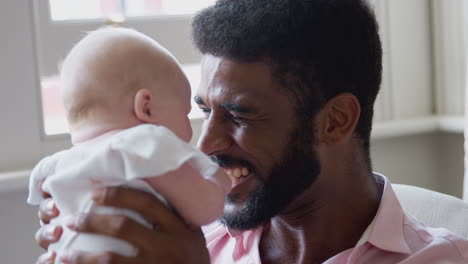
[36,190,62,264]
[57,187,210,264]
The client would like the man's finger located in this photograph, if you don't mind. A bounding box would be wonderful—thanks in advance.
[38,198,59,224]
[35,251,56,264]
[60,251,136,264]
[66,213,161,249]
[35,225,62,249]
[92,187,185,232]
[39,180,51,199]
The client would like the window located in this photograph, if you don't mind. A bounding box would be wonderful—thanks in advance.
[37,1,211,135]
[49,0,216,21]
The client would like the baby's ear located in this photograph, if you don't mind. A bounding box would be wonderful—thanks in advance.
[134,89,155,123]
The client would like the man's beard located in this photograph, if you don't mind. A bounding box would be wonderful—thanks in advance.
[213,121,321,231]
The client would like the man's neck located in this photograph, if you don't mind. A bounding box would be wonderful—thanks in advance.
[259,171,381,264]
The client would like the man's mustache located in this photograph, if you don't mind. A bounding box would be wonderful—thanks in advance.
[210,155,252,169]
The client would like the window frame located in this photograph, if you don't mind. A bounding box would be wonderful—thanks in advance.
[33,1,202,77]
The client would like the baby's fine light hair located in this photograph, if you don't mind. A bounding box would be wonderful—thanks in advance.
[60,27,174,125]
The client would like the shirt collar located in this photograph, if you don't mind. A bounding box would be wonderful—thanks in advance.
[354,173,411,255]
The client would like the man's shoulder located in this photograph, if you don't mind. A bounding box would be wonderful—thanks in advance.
[402,213,468,261]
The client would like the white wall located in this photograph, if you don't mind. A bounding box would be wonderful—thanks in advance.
[372,133,464,198]
[0,189,43,263]
[0,0,55,172]
[436,133,465,197]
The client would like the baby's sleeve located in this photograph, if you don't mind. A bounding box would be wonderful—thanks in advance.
[109,124,219,180]
[27,155,57,205]
[109,125,230,226]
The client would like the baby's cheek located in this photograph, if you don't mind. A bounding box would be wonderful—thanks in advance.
[175,116,192,142]
[185,119,193,141]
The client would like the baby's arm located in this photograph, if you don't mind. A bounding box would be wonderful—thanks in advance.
[144,162,230,226]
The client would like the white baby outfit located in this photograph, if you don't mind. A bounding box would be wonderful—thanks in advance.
[28,124,222,263]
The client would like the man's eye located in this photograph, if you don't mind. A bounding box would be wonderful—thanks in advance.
[201,108,211,118]
[230,114,246,122]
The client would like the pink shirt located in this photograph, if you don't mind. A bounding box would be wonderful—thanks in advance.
[204,174,468,263]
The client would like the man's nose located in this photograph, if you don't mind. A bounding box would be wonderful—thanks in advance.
[197,118,232,156]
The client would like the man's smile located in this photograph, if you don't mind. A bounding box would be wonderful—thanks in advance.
[224,167,251,186]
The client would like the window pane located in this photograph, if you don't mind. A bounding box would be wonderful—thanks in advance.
[49,0,113,21]
[41,75,69,135]
[49,0,216,21]
[41,64,204,135]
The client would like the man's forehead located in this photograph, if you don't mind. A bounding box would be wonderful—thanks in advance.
[198,55,276,93]
[200,54,237,88]
[201,54,222,69]
[199,54,223,93]
[200,54,272,79]
[195,57,293,115]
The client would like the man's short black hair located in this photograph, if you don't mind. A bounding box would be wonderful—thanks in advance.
[192,0,382,164]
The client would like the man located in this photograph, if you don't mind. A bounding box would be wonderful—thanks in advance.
[36,0,468,263]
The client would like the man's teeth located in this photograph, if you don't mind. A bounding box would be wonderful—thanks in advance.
[225,168,250,182]
[234,168,241,178]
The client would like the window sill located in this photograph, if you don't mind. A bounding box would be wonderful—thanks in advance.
[372,115,464,139]
[0,170,31,193]
[0,115,464,193]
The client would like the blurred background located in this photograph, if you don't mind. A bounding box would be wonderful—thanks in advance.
[0,0,467,262]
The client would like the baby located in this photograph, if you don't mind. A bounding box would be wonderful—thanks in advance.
[27,27,231,262]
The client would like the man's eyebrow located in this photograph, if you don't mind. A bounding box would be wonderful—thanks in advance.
[194,96,205,105]
[220,102,254,114]
[194,96,254,114]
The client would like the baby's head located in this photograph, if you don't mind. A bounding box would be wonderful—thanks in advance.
[60,27,192,143]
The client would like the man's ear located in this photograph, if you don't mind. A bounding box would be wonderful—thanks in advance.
[134,89,155,123]
[319,93,361,144]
